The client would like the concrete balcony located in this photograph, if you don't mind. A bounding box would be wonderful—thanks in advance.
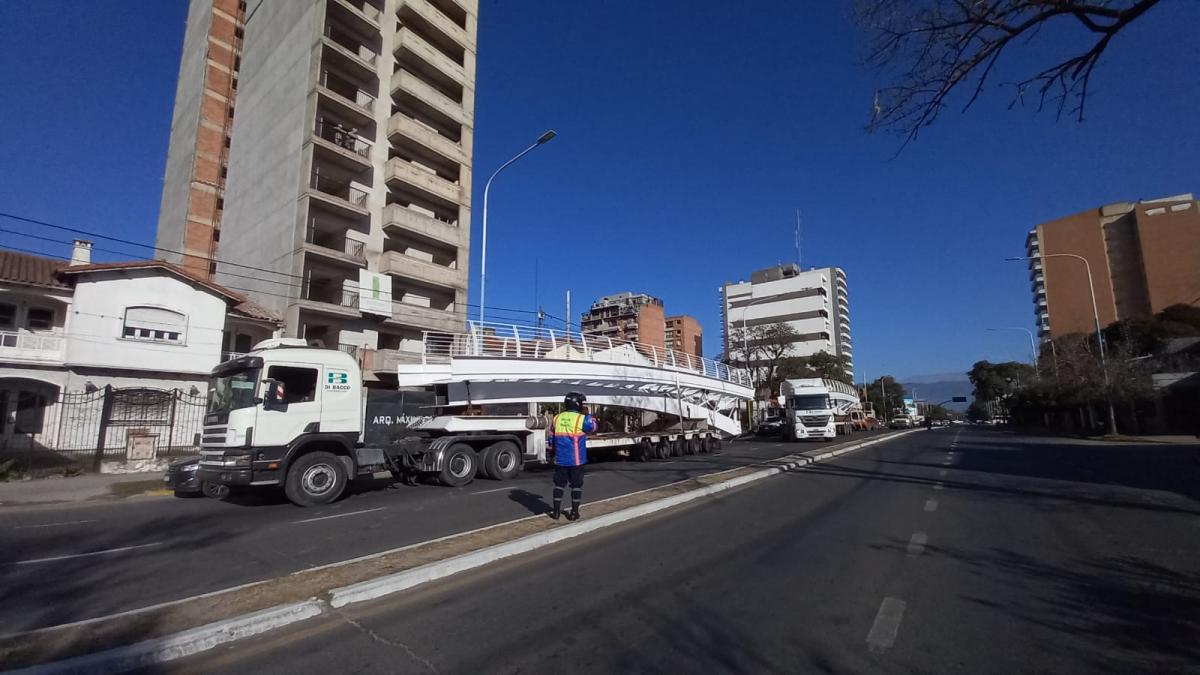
[385,301,464,333]
[391,69,470,128]
[303,229,367,268]
[0,331,64,363]
[385,157,466,207]
[297,287,361,318]
[380,250,465,290]
[382,203,464,247]
[387,113,467,167]
[307,174,370,218]
[394,26,468,91]
[368,347,425,373]
[398,0,475,53]
[315,70,376,127]
[331,0,382,32]
[311,117,372,170]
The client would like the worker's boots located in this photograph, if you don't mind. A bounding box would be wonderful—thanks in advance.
[566,507,580,521]
[550,503,561,520]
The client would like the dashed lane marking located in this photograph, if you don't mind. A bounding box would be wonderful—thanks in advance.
[934,483,944,490]
[939,470,947,477]
[924,498,938,512]
[13,519,97,530]
[906,532,928,556]
[867,597,907,653]
[293,507,387,524]
[9,542,162,565]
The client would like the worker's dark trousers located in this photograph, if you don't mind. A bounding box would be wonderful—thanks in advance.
[552,465,585,513]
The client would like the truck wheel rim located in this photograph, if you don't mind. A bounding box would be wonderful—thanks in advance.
[497,450,515,472]
[302,464,336,495]
[449,454,471,478]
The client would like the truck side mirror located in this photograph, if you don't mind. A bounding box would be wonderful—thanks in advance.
[263,379,287,410]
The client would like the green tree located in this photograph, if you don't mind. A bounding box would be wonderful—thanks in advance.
[967,360,1036,402]
[864,376,906,419]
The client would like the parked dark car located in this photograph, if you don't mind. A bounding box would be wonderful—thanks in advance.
[164,456,230,499]
[755,416,784,437]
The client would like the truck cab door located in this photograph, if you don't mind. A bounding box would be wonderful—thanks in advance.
[257,363,322,446]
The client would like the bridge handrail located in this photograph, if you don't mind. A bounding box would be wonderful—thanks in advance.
[417,321,753,389]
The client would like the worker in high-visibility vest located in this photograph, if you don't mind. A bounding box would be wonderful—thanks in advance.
[547,392,597,521]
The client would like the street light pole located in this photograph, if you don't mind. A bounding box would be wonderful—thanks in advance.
[1006,253,1117,434]
[478,130,557,326]
[985,326,1039,378]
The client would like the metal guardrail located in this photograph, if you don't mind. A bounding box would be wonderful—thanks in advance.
[309,172,368,207]
[416,321,752,388]
[315,117,371,158]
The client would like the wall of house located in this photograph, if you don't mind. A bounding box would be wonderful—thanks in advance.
[64,271,228,376]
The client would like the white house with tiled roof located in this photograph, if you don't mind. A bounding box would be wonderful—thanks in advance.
[0,241,279,457]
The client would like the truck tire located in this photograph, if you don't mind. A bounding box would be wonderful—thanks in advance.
[285,451,348,507]
[201,481,230,500]
[671,439,684,457]
[482,441,521,481]
[655,441,669,460]
[439,443,477,487]
[686,438,699,455]
[637,439,653,462]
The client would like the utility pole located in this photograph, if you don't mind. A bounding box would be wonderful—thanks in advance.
[795,209,802,269]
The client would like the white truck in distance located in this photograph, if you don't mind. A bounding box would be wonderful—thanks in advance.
[198,340,723,506]
[779,378,862,441]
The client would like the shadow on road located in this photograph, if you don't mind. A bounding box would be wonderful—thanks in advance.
[507,489,550,516]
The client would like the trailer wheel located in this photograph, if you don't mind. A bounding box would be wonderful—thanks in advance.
[686,438,699,455]
[699,436,711,454]
[439,443,478,487]
[285,451,348,507]
[482,441,521,481]
[709,436,723,454]
[671,439,684,457]
[655,441,669,460]
[637,439,653,462]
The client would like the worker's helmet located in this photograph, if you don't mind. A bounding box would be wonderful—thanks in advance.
[563,391,586,412]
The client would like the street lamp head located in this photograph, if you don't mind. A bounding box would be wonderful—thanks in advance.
[537,130,557,144]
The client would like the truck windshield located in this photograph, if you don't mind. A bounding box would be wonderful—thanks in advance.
[789,395,830,410]
[208,368,260,416]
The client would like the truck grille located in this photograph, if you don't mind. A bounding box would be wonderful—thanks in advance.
[800,415,830,427]
[202,426,228,444]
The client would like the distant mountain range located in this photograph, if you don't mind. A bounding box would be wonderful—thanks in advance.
[899,373,973,411]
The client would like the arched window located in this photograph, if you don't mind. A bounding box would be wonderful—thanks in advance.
[122,306,187,344]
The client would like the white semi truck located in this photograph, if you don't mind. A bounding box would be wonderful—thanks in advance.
[197,340,722,506]
[778,378,862,441]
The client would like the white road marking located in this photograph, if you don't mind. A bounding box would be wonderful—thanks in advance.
[906,532,928,556]
[13,519,97,530]
[939,470,947,477]
[924,499,938,512]
[934,483,944,491]
[10,542,162,565]
[469,486,515,496]
[293,507,387,524]
[866,597,907,653]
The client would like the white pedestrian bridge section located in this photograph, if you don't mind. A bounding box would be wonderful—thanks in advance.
[395,322,754,436]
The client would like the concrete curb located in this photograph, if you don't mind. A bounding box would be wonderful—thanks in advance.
[11,600,326,675]
[19,430,916,672]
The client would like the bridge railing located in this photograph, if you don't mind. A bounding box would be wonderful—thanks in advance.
[419,321,752,388]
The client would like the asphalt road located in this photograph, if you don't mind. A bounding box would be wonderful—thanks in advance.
[0,431,888,633]
[172,426,1200,674]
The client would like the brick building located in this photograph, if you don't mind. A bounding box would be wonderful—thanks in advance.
[1026,193,1200,338]
[579,293,665,349]
[665,315,702,358]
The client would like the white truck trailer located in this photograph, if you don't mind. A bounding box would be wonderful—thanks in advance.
[197,340,722,506]
[778,378,862,441]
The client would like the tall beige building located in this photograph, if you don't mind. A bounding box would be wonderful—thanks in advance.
[157,0,477,377]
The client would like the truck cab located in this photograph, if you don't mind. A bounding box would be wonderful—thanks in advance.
[779,379,838,441]
[198,339,368,504]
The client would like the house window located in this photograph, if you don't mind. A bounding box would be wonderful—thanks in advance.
[0,303,14,329]
[26,307,53,330]
[122,306,187,344]
[266,365,318,403]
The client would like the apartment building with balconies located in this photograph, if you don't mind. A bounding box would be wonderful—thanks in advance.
[156,0,477,380]
[1025,193,1200,339]
[580,293,667,349]
[720,264,853,378]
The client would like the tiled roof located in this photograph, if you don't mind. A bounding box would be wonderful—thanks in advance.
[0,249,70,288]
[230,299,280,323]
[0,250,281,324]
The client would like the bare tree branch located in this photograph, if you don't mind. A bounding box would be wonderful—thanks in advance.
[856,0,1165,149]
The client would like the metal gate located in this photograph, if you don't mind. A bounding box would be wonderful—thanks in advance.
[1,386,208,474]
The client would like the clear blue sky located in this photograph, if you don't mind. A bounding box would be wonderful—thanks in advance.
[0,1,1196,381]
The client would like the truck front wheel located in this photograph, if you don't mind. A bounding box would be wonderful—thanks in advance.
[439,443,477,487]
[285,451,348,507]
[482,441,521,481]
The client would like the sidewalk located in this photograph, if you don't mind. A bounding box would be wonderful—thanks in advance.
[1088,434,1200,445]
[0,471,166,506]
